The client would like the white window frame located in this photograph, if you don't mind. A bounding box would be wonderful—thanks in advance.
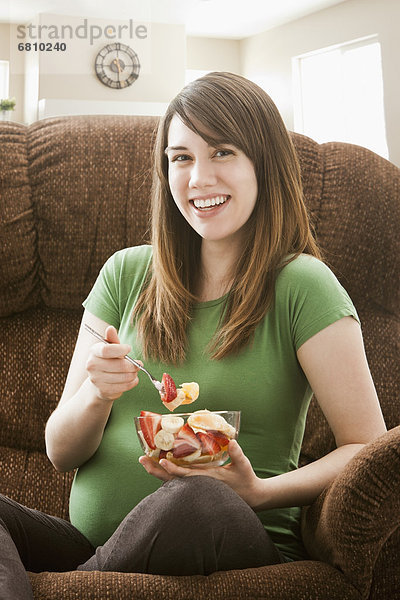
[0,60,10,99]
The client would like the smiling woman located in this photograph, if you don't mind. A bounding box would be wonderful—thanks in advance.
[165,115,258,248]
[134,71,321,363]
[0,72,387,596]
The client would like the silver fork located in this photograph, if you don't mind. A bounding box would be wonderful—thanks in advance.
[84,323,164,393]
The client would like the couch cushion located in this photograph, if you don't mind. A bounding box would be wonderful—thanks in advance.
[29,115,157,310]
[0,446,73,518]
[0,115,157,316]
[0,307,81,453]
[0,122,39,315]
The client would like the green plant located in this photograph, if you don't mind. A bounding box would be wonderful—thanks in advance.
[0,98,16,111]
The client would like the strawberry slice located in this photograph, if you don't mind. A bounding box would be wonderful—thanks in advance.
[160,373,177,404]
[173,423,201,458]
[207,430,231,448]
[196,431,221,455]
[140,410,162,450]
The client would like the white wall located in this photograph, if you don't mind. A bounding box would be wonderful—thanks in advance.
[3,15,186,123]
[240,0,400,167]
[187,37,241,74]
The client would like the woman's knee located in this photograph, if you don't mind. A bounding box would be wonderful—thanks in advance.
[161,475,243,514]
[153,476,281,572]
[165,475,255,518]
[157,475,266,551]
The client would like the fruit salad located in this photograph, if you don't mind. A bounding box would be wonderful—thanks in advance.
[160,373,199,412]
[135,409,240,467]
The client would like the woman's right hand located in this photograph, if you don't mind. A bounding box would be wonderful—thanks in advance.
[46,316,143,471]
[86,325,141,401]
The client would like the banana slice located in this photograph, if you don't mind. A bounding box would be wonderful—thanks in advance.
[154,430,175,451]
[161,415,184,434]
[180,449,202,462]
[187,410,236,438]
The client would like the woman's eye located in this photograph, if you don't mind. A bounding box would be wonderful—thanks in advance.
[171,154,191,162]
[215,149,233,157]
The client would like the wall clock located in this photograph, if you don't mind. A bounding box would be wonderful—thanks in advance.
[95,43,140,89]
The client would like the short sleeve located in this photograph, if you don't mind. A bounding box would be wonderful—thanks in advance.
[276,255,361,351]
[82,251,122,328]
[82,245,153,329]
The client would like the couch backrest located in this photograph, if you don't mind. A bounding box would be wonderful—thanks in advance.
[0,116,399,515]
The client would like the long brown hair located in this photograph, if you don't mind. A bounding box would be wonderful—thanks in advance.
[133,72,321,364]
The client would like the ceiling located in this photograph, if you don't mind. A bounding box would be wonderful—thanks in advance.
[3,0,349,39]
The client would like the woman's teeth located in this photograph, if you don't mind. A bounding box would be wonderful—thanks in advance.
[193,195,229,210]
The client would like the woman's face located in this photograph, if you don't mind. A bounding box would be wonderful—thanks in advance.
[165,115,258,247]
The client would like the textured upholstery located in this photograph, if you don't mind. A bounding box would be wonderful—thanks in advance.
[0,115,399,599]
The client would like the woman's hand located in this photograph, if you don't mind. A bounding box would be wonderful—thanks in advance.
[46,314,144,472]
[86,325,142,401]
[139,440,264,509]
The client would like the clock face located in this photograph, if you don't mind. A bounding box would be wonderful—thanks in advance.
[95,43,140,89]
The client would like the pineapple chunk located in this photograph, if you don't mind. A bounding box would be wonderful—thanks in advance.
[180,382,199,402]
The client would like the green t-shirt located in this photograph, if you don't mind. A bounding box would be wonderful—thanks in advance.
[69,245,359,561]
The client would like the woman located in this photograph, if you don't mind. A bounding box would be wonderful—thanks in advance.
[0,72,386,597]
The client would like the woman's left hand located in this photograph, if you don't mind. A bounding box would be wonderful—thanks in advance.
[139,440,264,508]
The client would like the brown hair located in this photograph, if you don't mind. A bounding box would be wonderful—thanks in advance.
[133,72,321,364]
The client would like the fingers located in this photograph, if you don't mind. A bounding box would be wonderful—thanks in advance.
[227,439,245,463]
[88,360,139,385]
[85,326,141,401]
[140,442,262,510]
[159,459,194,478]
[225,440,254,473]
[87,370,139,400]
[105,325,120,344]
[147,441,250,481]
[93,341,132,360]
[159,457,235,481]
[139,455,209,481]
[138,456,175,482]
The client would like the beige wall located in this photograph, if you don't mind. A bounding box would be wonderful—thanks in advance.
[1,15,185,123]
[32,16,184,103]
[240,0,400,167]
[187,37,241,74]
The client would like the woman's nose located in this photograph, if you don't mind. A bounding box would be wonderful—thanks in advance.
[189,159,217,189]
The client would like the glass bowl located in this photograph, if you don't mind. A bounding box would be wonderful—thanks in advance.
[134,409,241,467]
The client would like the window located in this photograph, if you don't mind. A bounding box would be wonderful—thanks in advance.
[0,61,9,99]
[293,36,388,159]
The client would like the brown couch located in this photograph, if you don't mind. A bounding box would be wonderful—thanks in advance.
[0,115,399,599]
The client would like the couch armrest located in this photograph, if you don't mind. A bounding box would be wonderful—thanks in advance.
[301,425,400,598]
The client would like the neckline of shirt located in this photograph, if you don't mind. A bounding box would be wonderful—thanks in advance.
[193,291,230,309]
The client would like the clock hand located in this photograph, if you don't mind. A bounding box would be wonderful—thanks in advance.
[113,58,123,74]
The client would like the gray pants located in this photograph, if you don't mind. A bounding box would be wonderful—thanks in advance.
[0,476,284,600]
